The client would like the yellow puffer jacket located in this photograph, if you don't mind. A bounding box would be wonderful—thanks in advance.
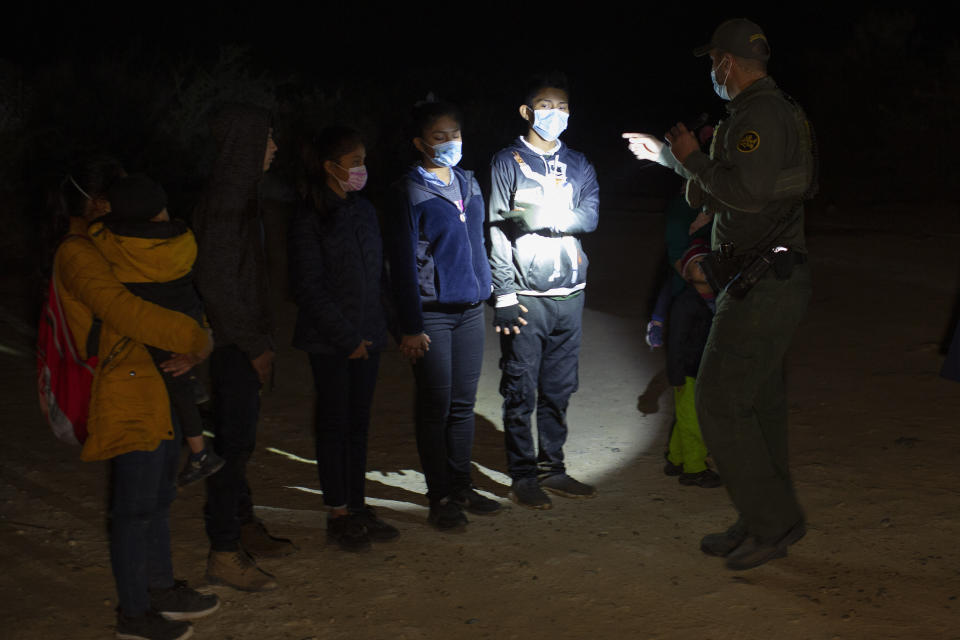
[54,217,210,461]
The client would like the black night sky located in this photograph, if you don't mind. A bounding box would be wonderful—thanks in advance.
[2,4,957,205]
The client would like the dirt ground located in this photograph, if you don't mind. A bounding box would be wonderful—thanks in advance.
[1,202,959,640]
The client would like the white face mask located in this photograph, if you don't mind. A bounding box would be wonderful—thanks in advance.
[711,58,732,101]
[532,109,569,141]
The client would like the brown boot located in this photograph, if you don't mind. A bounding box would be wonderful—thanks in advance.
[240,519,297,558]
[206,550,278,592]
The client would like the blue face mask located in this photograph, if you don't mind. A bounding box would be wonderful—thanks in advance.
[532,109,569,142]
[426,140,463,168]
[711,58,731,101]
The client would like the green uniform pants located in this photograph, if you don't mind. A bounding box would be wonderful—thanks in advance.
[668,377,708,474]
[695,264,811,540]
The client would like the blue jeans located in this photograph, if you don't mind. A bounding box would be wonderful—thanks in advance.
[110,424,180,617]
[308,351,381,509]
[413,304,484,503]
[499,293,584,480]
[205,344,259,551]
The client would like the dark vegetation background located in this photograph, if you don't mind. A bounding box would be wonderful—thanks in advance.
[0,5,957,317]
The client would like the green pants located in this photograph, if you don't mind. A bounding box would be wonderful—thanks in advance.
[695,264,811,539]
[668,377,708,474]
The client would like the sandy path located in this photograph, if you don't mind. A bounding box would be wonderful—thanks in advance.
[1,203,958,640]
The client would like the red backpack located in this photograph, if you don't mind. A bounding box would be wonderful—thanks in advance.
[36,271,100,445]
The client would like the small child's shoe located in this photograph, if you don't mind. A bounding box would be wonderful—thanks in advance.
[178,449,225,487]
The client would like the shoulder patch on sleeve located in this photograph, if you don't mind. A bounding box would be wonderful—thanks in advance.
[737,131,760,153]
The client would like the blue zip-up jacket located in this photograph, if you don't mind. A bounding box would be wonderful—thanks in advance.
[288,190,388,356]
[488,137,599,300]
[387,166,492,335]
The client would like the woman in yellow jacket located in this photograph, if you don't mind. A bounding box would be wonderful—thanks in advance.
[51,156,218,640]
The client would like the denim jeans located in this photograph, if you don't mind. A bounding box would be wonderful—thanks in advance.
[109,423,180,616]
[412,304,484,502]
[308,351,381,509]
[499,292,584,480]
[204,344,259,551]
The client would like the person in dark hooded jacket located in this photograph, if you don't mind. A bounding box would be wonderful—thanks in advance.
[193,103,294,592]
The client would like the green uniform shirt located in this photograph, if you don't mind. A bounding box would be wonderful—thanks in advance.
[662,76,813,255]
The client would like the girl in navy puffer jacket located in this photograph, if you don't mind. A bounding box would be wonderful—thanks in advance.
[288,126,397,552]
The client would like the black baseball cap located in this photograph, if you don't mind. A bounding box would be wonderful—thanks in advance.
[694,18,771,61]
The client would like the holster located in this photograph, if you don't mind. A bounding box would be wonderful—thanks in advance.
[700,243,745,294]
[703,245,805,299]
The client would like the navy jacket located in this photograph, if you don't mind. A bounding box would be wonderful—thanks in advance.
[387,166,492,335]
[488,137,599,299]
[288,191,387,356]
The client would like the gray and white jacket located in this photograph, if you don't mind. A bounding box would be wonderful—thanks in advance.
[487,137,599,305]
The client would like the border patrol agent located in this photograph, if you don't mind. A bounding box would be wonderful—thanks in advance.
[623,18,816,570]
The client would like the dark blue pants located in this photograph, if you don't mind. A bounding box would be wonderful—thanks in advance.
[413,304,484,503]
[308,351,380,509]
[110,423,179,617]
[204,344,259,552]
[499,293,584,480]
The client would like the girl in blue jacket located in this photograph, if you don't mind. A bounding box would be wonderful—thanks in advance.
[387,101,501,530]
[288,126,398,552]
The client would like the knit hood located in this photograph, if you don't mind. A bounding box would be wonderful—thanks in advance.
[194,103,271,226]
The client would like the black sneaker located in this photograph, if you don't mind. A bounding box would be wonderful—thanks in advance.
[450,487,503,515]
[116,610,193,640]
[349,506,400,542]
[177,450,225,487]
[509,477,552,510]
[678,468,723,488]
[150,580,220,621]
[427,500,468,531]
[327,514,371,552]
[539,473,597,499]
[663,453,683,476]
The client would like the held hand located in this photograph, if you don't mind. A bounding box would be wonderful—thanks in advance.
[159,352,203,377]
[160,328,215,376]
[622,132,664,161]
[664,122,699,164]
[493,304,529,335]
[399,333,431,362]
[348,340,373,360]
[250,349,275,385]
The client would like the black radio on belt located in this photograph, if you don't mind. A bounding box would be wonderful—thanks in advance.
[702,244,805,299]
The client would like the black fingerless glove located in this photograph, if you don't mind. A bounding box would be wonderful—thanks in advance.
[493,304,522,332]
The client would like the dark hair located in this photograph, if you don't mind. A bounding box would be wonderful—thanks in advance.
[410,100,463,140]
[44,154,125,270]
[523,71,571,106]
[297,125,363,211]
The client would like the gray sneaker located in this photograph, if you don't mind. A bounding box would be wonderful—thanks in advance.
[177,450,225,487]
[539,473,597,499]
[509,478,552,510]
